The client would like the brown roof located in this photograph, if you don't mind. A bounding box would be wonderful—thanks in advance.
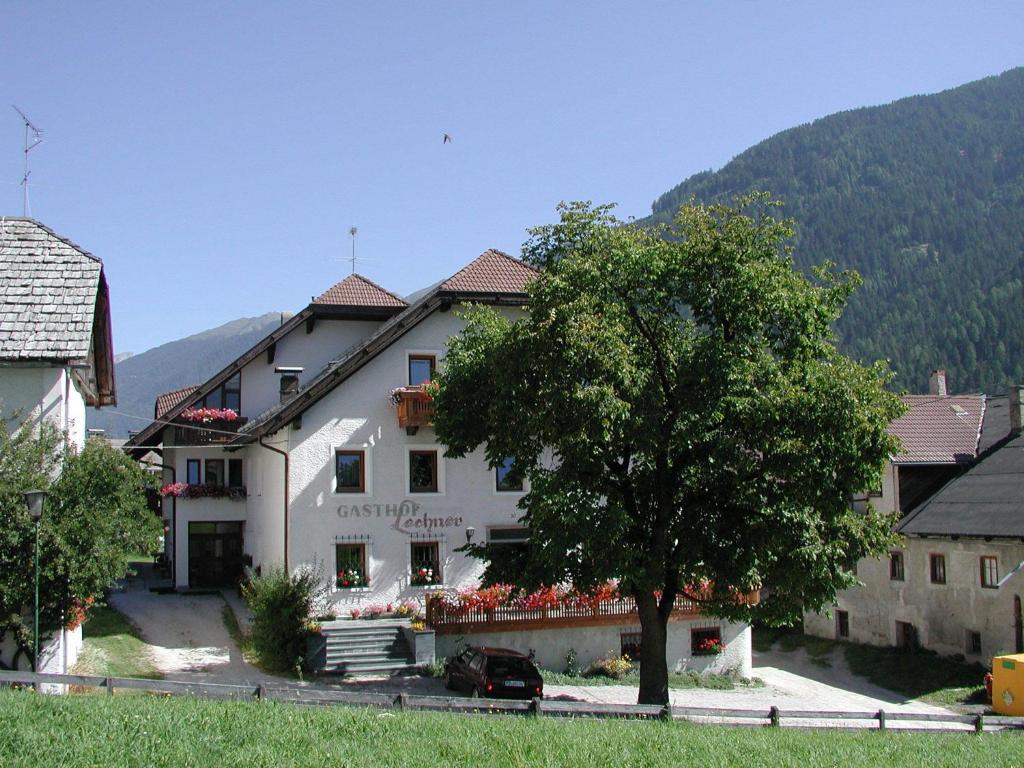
[439,249,537,294]
[889,394,986,464]
[155,385,200,419]
[313,274,407,308]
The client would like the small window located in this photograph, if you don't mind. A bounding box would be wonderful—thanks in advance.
[836,610,850,639]
[495,457,524,492]
[981,556,999,589]
[409,450,438,493]
[335,544,367,588]
[410,541,441,585]
[335,450,365,493]
[408,355,436,386]
[967,630,983,655]
[205,459,225,487]
[228,459,243,488]
[186,459,201,485]
[691,627,723,656]
[889,552,905,581]
[621,632,642,660]
[222,373,241,412]
[929,553,946,585]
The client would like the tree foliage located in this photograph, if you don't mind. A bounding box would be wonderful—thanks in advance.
[645,67,1024,394]
[433,197,904,703]
[241,565,326,673]
[0,422,161,669]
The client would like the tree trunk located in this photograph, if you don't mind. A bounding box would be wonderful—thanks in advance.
[635,591,669,705]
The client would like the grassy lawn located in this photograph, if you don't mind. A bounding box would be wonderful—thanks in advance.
[755,628,986,706]
[539,668,764,690]
[0,689,1017,768]
[72,605,162,680]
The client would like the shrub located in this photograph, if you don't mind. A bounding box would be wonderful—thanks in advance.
[564,648,581,678]
[241,566,326,673]
[584,654,634,680]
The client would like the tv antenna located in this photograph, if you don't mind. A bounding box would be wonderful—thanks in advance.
[349,226,357,274]
[12,106,43,217]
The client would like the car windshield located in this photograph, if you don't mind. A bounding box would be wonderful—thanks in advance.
[486,657,536,677]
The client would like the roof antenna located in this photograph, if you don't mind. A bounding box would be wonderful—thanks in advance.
[12,106,43,217]
[349,226,358,274]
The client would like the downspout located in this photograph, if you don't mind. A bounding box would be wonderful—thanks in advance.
[259,437,289,572]
[63,365,71,443]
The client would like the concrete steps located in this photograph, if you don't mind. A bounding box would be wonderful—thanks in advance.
[309,622,418,676]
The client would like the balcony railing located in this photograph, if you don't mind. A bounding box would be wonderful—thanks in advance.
[393,386,435,433]
[173,417,248,446]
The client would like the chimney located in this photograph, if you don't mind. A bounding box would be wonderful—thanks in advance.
[1011,385,1023,436]
[276,366,303,404]
[928,369,947,397]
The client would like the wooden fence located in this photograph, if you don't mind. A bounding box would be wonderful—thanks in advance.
[2,670,1020,733]
[426,592,760,634]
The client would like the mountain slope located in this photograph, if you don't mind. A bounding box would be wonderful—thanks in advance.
[88,312,289,437]
[644,67,1024,393]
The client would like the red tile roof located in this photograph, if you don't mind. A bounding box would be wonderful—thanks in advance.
[439,249,537,294]
[313,274,407,308]
[155,385,200,419]
[889,394,985,464]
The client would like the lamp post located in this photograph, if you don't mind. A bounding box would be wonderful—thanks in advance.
[24,490,46,672]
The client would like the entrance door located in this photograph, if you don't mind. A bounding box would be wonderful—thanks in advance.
[1015,596,1023,654]
[188,522,244,588]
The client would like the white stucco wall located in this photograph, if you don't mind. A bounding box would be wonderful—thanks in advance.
[434,620,751,676]
[805,537,1024,661]
[0,365,86,449]
[0,625,82,676]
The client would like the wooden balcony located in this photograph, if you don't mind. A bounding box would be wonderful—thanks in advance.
[173,417,248,446]
[394,386,435,434]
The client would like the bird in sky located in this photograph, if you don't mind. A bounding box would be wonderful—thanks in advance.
[443,133,452,144]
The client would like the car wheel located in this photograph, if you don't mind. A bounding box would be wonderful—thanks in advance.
[470,686,481,699]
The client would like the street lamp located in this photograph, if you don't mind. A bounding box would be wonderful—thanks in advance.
[24,489,46,673]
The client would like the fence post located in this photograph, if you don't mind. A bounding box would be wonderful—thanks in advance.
[255,684,263,701]
[397,693,408,711]
[105,677,114,697]
[530,697,542,717]
[974,714,984,734]
[660,703,673,721]
[876,709,886,731]
[769,706,779,728]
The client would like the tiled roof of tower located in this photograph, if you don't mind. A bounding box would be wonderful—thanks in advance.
[439,249,537,294]
[155,385,200,419]
[0,217,103,360]
[889,394,986,464]
[313,274,407,308]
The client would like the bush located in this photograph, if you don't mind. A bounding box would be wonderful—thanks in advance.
[563,648,581,678]
[584,654,634,680]
[241,566,325,673]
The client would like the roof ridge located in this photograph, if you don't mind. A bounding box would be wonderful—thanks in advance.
[347,273,410,306]
[313,272,408,307]
[0,216,104,265]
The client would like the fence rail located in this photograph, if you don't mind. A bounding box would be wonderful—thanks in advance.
[426,592,760,634]
[2,670,1019,733]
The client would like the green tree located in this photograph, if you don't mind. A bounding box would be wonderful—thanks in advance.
[0,421,161,669]
[433,196,904,705]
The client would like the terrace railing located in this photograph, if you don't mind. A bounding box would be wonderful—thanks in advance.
[394,386,435,432]
[173,417,248,446]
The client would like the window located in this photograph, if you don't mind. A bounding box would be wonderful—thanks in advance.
[620,632,642,660]
[691,627,723,656]
[335,544,367,588]
[335,450,365,493]
[201,372,241,412]
[205,459,225,487]
[981,556,999,589]
[408,355,436,386]
[836,610,850,639]
[929,553,946,584]
[889,551,905,581]
[495,457,524,492]
[410,541,441,585]
[228,459,243,488]
[186,459,201,485]
[967,630,983,655]
[409,450,438,493]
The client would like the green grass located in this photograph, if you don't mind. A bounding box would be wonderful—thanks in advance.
[72,605,161,680]
[0,689,1017,768]
[539,668,764,690]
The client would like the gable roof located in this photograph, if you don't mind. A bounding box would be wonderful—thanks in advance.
[155,385,200,419]
[313,274,408,309]
[439,249,536,294]
[889,394,985,464]
[0,217,115,405]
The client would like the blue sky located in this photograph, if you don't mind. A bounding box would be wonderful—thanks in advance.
[3,2,1022,354]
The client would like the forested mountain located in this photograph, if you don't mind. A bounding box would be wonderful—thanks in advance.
[88,312,289,437]
[644,67,1024,394]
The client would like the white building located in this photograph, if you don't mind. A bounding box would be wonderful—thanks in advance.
[127,250,751,674]
[0,217,118,674]
[805,374,1024,663]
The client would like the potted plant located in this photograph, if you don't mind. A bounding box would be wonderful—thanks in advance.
[336,568,366,589]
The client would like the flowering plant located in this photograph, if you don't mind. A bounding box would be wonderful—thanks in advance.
[365,603,388,619]
[160,482,247,500]
[426,581,624,617]
[388,381,439,406]
[694,636,723,655]
[411,566,439,586]
[65,596,95,631]
[349,608,361,620]
[394,599,420,618]
[180,407,239,423]
[336,568,366,588]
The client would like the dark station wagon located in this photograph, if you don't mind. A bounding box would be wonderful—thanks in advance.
[443,646,544,699]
